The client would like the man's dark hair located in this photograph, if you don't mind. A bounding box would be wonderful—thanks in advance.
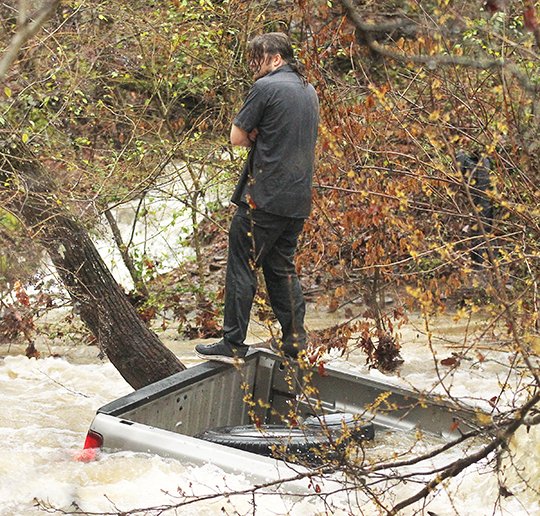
[248,32,306,82]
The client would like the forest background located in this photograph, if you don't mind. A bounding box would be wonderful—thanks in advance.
[0,0,539,514]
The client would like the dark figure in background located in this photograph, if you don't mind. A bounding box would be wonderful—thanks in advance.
[195,33,319,365]
[456,151,494,266]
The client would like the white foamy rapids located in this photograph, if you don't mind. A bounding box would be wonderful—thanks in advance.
[95,189,197,290]
[25,168,218,299]
[0,351,538,515]
[323,332,539,515]
[0,356,342,515]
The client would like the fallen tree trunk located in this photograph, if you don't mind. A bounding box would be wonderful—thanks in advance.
[0,134,185,389]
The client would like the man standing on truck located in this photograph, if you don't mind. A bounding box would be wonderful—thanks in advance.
[195,32,319,365]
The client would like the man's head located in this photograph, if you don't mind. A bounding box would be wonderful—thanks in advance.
[247,32,295,80]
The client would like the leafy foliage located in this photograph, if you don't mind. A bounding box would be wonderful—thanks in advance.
[1,0,539,513]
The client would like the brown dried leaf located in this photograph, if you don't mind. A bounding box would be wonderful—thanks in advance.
[524,5,538,31]
[440,356,459,367]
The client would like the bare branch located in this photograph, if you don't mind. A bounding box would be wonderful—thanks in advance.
[338,0,539,95]
[389,391,540,514]
[0,0,61,82]
[18,0,30,27]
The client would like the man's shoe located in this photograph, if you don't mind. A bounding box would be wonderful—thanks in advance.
[195,340,248,365]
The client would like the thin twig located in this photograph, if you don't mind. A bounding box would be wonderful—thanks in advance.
[0,0,61,82]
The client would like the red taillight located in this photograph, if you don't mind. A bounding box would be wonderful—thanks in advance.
[83,430,103,450]
[74,430,103,462]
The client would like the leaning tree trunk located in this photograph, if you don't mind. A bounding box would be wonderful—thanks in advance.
[0,135,185,389]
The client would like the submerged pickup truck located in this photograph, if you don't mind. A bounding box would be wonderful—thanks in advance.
[83,349,479,491]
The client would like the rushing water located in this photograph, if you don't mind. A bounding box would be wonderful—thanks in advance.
[2,184,539,514]
[0,311,538,516]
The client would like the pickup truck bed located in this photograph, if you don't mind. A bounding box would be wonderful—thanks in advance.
[84,350,477,490]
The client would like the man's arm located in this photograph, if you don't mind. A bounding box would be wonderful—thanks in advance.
[230,124,258,147]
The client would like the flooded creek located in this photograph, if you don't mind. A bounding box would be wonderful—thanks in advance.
[1,310,538,515]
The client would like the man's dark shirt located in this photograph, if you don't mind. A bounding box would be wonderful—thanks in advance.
[231,65,319,219]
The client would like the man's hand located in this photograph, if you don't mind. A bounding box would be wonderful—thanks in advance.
[230,124,258,147]
[248,128,259,143]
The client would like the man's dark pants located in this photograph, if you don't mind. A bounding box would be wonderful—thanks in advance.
[222,204,307,356]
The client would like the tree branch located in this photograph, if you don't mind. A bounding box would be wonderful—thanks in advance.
[389,391,540,514]
[0,0,61,82]
[104,208,149,298]
[338,0,539,95]
[18,0,30,27]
